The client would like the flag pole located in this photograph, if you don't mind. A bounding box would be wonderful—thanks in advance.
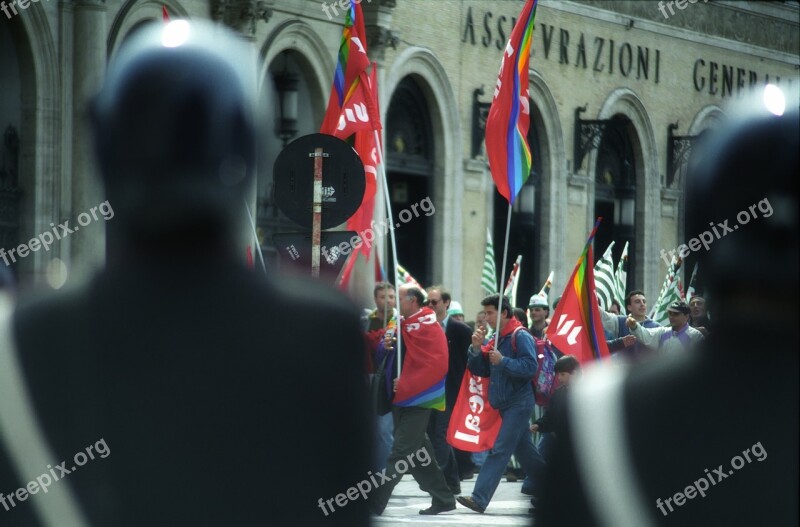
[244,201,268,275]
[495,202,513,352]
[373,128,403,377]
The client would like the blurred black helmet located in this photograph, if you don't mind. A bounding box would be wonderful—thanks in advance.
[686,95,798,306]
[90,20,258,238]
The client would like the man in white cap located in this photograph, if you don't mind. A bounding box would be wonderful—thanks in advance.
[626,300,704,354]
[447,301,465,322]
[527,293,550,340]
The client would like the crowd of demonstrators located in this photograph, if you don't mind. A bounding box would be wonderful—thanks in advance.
[424,286,473,495]
[456,294,546,514]
[359,270,712,518]
[537,107,798,526]
[369,284,456,516]
[627,300,704,353]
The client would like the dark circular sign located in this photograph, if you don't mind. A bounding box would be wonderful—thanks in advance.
[273,133,366,229]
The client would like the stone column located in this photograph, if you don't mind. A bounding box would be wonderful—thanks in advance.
[69,0,107,282]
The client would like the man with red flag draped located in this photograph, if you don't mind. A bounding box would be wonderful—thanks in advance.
[369,284,456,516]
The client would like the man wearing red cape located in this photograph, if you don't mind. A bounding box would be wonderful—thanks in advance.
[369,284,456,516]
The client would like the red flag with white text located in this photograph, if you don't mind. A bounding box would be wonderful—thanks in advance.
[447,369,502,452]
[545,220,610,363]
[320,3,370,136]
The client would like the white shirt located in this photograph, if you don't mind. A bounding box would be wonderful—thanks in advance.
[630,321,704,353]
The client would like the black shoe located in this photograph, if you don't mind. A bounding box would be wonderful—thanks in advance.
[459,471,475,481]
[419,502,456,515]
[456,495,486,514]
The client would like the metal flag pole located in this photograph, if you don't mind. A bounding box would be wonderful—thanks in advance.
[373,128,403,377]
[495,202,513,352]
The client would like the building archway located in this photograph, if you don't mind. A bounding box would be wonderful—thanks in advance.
[0,24,23,275]
[0,10,60,284]
[385,76,435,286]
[384,46,463,294]
[592,88,658,298]
[593,114,638,296]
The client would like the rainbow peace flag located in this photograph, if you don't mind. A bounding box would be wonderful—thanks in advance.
[484,0,538,204]
[319,3,370,135]
[546,219,611,363]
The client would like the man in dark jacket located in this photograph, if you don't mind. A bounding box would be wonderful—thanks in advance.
[424,285,472,493]
[457,294,545,514]
[0,21,371,527]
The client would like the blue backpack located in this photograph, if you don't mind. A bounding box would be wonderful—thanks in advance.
[509,328,558,406]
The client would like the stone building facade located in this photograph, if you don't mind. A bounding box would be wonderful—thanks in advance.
[1,0,797,315]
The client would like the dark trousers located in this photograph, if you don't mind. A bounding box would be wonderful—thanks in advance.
[426,404,460,488]
[370,406,455,514]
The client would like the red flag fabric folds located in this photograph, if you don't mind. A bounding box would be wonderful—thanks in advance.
[393,307,448,411]
[484,0,538,204]
[320,3,370,136]
[447,370,502,452]
[546,220,611,363]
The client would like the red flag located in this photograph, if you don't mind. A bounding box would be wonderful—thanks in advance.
[328,67,381,139]
[393,308,448,410]
[320,3,370,135]
[337,67,381,291]
[484,0,538,204]
[447,370,502,452]
[546,220,610,363]
[162,5,170,22]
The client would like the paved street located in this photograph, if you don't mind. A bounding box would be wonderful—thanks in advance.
[372,477,534,526]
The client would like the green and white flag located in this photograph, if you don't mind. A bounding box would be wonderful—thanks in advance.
[686,262,699,304]
[503,255,523,307]
[396,263,426,301]
[481,229,498,296]
[594,241,616,310]
[650,256,683,325]
[613,241,629,308]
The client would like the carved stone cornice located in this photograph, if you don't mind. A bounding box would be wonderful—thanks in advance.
[211,0,273,37]
[577,0,799,55]
[365,25,399,59]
